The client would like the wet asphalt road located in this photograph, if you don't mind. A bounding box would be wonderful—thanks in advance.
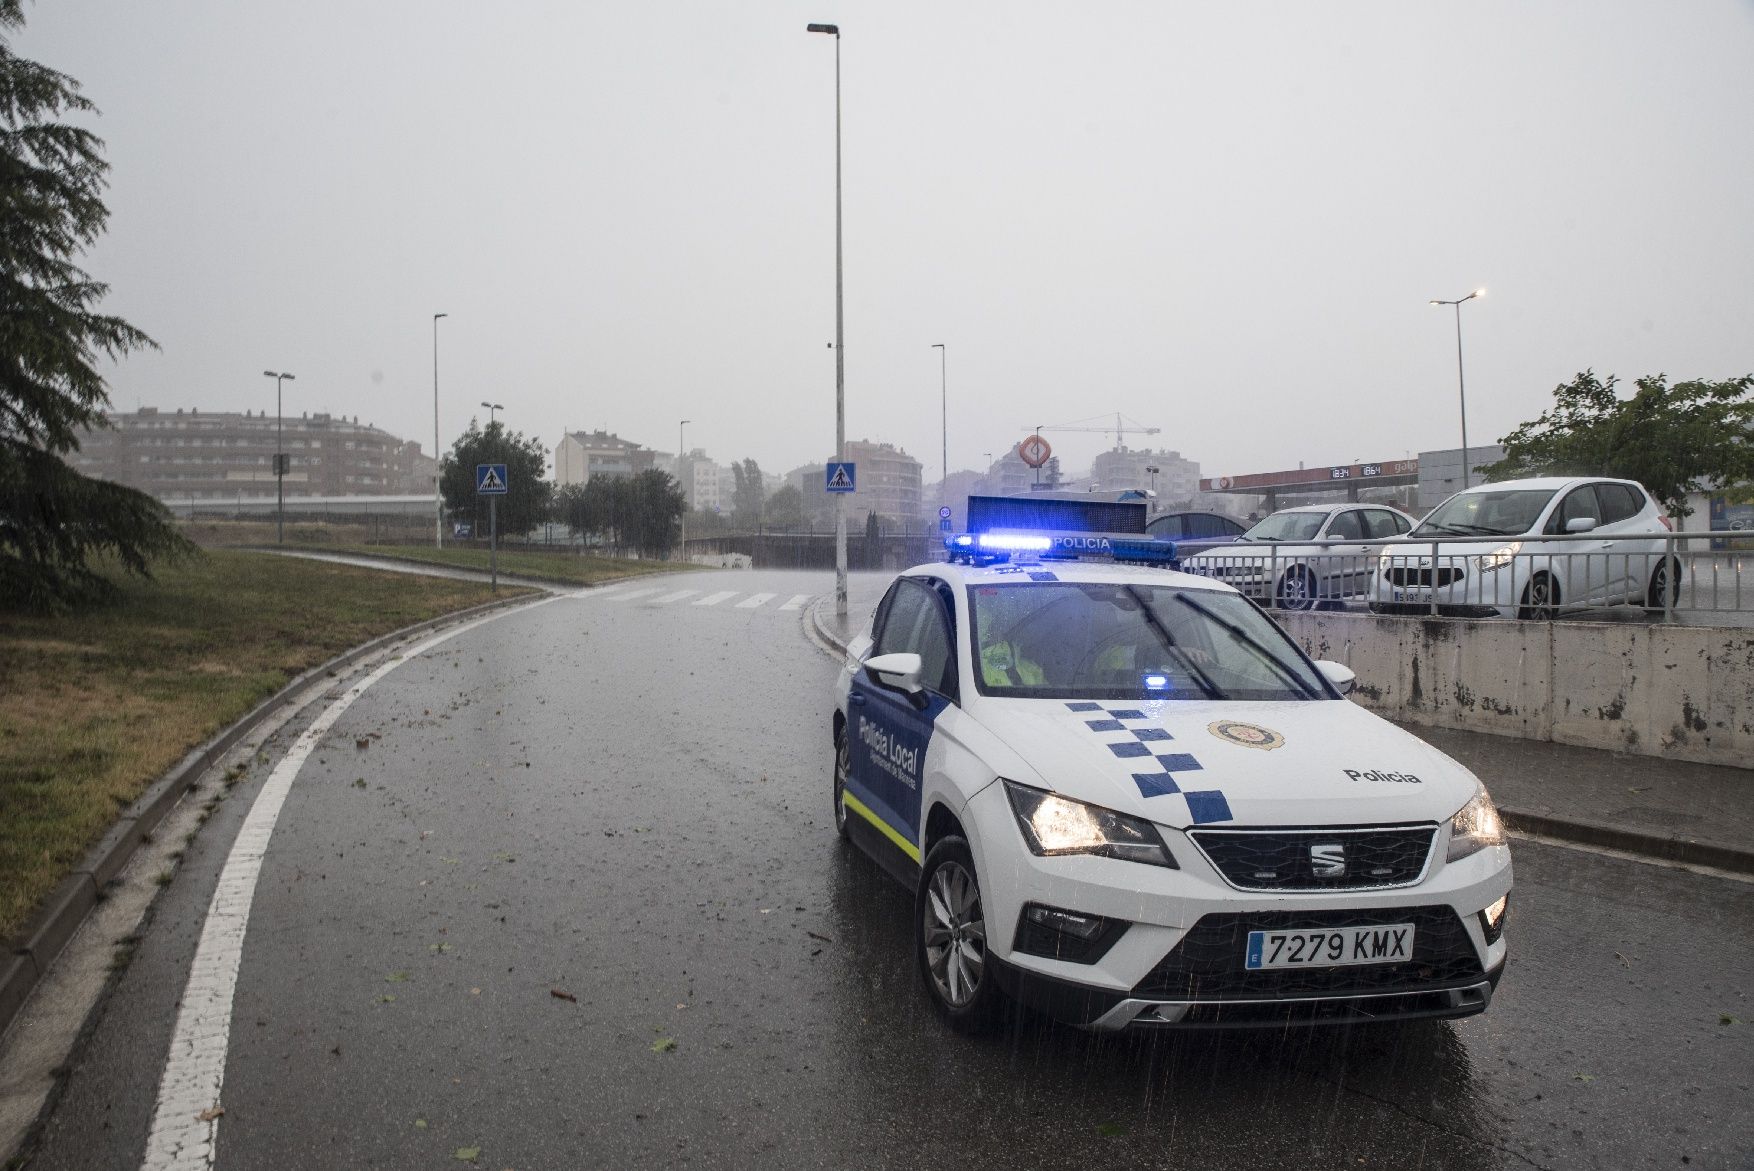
[23,568,1754,1170]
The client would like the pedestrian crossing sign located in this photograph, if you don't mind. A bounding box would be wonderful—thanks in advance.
[476,463,509,494]
[825,462,856,493]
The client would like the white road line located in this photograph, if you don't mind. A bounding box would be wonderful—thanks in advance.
[694,590,738,607]
[779,594,813,612]
[139,600,555,1171]
[603,587,659,603]
[736,592,778,609]
[649,589,699,605]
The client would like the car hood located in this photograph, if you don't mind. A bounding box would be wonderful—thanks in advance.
[965,697,1479,830]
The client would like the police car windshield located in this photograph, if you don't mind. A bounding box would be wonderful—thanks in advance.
[968,581,1328,701]
[1240,512,1324,542]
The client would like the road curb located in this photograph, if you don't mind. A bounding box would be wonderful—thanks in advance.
[255,546,695,592]
[0,591,543,1043]
[802,596,1750,876]
[1502,810,1754,876]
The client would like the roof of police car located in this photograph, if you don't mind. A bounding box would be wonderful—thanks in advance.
[909,559,1240,593]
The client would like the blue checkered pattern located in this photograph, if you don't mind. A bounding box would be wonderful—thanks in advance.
[1065,703,1235,825]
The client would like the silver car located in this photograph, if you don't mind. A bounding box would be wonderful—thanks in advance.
[1366,476,1678,619]
[1180,503,1417,610]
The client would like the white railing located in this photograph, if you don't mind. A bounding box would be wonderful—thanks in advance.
[1179,530,1753,622]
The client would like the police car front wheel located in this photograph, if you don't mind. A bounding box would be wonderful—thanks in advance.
[917,836,1002,1032]
[832,723,851,840]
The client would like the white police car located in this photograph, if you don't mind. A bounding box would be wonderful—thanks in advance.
[831,533,1511,1032]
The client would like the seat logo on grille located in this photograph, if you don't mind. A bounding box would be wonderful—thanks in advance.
[1310,843,1347,878]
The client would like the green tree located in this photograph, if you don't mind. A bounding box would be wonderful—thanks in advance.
[0,1,190,610]
[1483,370,1754,517]
[554,470,686,557]
[764,484,806,530]
[730,458,764,525]
[440,419,551,535]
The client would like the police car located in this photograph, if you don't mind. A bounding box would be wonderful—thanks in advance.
[830,498,1511,1031]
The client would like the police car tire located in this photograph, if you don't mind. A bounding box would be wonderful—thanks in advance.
[915,836,1003,1033]
[832,724,851,841]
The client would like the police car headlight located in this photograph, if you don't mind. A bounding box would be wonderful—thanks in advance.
[1446,785,1506,862]
[1003,781,1177,868]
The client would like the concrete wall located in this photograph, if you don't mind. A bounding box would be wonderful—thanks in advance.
[1279,612,1753,768]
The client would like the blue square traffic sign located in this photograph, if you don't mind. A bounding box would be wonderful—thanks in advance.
[476,463,509,495]
[825,462,856,493]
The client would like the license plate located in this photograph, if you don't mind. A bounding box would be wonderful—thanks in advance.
[1393,589,1430,603]
[1245,924,1416,969]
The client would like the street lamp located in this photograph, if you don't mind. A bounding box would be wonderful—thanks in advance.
[932,343,947,508]
[679,419,691,554]
[807,20,847,619]
[433,313,447,547]
[481,401,504,426]
[262,370,294,544]
[1429,288,1485,490]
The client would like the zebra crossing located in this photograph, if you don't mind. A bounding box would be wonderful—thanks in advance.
[574,582,815,615]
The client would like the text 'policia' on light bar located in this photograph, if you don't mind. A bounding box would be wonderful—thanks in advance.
[945,496,1177,568]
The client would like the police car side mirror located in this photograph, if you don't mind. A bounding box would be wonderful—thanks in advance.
[1315,660,1356,696]
[865,652,926,702]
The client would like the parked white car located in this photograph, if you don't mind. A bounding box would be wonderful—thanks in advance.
[1179,504,1417,610]
[1366,476,1678,619]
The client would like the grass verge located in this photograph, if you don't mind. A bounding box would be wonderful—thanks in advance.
[0,550,535,942]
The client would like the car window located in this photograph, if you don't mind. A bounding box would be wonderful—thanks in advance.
[1326,510,1365,540]
[1192,514,1239,539]
[1597,483,1640,523]
[1148,515,1187,539]
[1362,509,1402,539]
[872,578,955,697]
[1241,512,1325,542]
[1547,486,1602,534]
[968,581,1328,701]
[1412,488,1554,537]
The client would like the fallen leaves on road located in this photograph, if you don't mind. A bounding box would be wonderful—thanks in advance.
[1095,1121,1124,1138]
[386,971,410,983]
[1722,1014,1743,1026]
[1574,1073,1596,1083]
[651,1037,678,1053]
[806,931,834,944]
[453,1147,480,1162]
[196,1106,224,1122]
[550,989,577,1002]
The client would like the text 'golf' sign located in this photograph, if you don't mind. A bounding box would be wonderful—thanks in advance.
[476,463,508,495]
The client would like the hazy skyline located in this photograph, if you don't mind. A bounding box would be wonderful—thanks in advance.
[22,1,1754,488]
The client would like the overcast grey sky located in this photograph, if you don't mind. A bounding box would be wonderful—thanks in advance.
[21,1,1754,485]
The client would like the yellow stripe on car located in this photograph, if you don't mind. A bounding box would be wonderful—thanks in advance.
[841,790,922,863]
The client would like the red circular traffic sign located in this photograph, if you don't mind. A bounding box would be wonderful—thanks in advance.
[1017,435,1053,469]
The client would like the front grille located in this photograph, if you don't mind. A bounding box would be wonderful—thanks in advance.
[1133,906,1483,1000]
[1189,825,1436,892]
[1385,566,1463,587]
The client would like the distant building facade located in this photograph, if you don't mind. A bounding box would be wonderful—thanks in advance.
[71,407,435,502]
[783,440,924,529]
[1088,447,1200,505]
[1418,445,1507,510]
[554,430,658,486]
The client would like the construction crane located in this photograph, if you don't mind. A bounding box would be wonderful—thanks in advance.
[1029,412,1161,451]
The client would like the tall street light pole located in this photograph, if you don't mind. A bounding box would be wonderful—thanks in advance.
[679,419,691,556]
[807,21,847,619]
[433,313,447,547]
[1429,289,1485,490]
[262,370,294,544]
[481,401,504,426]
[932,343,947,509]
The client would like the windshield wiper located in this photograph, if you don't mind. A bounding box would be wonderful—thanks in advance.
[1125,587,1224,699]
[1173,595,1323,700]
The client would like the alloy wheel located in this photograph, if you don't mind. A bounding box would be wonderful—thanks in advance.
[923,860,986,1007]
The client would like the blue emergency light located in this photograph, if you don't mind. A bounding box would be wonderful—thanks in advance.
[945,495,1177,568]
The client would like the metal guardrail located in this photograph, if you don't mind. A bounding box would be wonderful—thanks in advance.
[1180,530,1753,622]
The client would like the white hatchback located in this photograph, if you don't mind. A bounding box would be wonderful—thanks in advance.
[1367,476,1678,619]
[1179,503,1417,610]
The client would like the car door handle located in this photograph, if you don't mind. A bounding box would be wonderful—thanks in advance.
[848,690,867,706]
